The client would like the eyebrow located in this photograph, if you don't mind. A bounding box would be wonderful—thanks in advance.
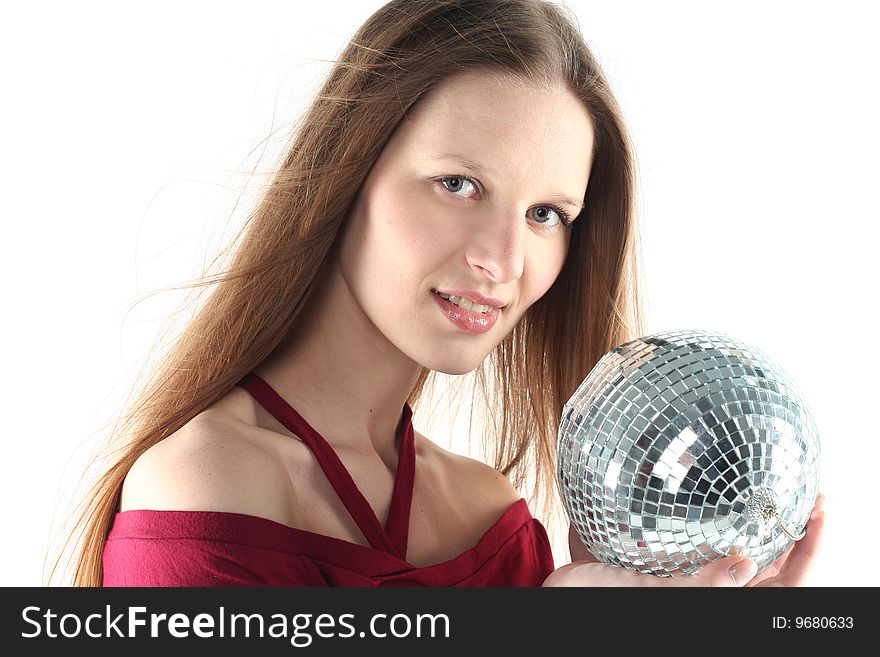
[431,153,586,211]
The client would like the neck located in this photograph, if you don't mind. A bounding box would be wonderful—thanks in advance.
[253,249,423,462]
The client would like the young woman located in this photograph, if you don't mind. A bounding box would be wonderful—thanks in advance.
[61,0,823,587]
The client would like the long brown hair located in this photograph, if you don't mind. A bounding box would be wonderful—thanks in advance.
[51,0,646,586]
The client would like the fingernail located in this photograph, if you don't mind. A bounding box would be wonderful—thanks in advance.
[728,558,757,585]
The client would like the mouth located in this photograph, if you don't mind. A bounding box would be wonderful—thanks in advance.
[431,289,501,335]
[432,290,497,314]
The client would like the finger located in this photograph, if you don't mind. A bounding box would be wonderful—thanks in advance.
[690,556,759,587]
[745,544,796,587]
[764,507,825,587]
[559,562,673,587]
[565,555,758,587]
[746,558,784,587]
[722,546,769,587]
[781,505,825,583]
[747,493,825,587]
[636,556,760,587]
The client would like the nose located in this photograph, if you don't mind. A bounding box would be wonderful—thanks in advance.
[465,207,525,283]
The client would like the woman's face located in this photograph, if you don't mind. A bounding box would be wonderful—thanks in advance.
[337,70,594,375]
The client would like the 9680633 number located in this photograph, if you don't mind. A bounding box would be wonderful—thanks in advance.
[772,617,854,629]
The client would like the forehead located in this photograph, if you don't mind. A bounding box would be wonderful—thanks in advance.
[389,70,594,194]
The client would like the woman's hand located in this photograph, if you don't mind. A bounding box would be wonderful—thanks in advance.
[543,493,825,587]
[745,492,825,587]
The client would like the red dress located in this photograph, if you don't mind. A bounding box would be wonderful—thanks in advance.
[102,372,555,586]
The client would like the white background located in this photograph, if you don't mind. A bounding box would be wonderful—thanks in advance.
[2,0,877,586]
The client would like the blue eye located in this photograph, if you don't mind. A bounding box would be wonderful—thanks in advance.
[440,176,478,198]
[531,205,566,229]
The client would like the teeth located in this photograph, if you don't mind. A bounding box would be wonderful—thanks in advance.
[436,291,493,314]
[449,295,469,310]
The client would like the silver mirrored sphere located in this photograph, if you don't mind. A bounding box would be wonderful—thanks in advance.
[557,329,821,577]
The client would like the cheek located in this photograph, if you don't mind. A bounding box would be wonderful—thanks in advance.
[354,181,441,290]
[373,179,446,264]
[525,238,569,302]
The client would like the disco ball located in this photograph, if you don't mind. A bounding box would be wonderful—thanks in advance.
[557,329,821,577]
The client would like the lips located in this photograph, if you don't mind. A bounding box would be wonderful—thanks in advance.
[431,288,507,308]
[434,291,495,314]
[432,291,501,334]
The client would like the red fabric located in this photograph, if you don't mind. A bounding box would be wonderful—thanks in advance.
[102,372,555,587]
[101,499,554,586]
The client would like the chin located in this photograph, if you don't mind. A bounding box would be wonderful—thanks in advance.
[433,363,481,376]
[421,353,486,377]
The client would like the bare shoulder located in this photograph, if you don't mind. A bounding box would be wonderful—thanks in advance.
[419,434,522,514]
[119,412,294,521]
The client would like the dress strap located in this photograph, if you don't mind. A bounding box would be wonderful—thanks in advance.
[236,372,414,560]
